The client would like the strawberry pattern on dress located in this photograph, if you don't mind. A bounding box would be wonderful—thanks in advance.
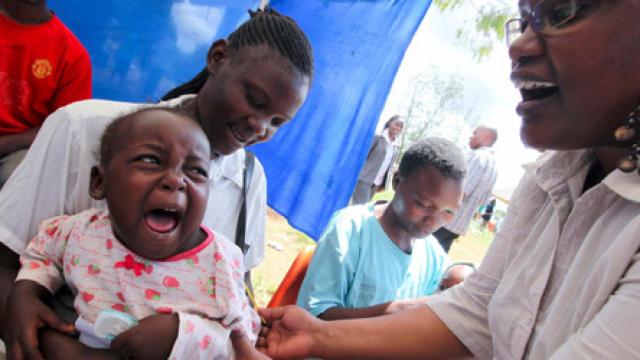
[16,208,260,359]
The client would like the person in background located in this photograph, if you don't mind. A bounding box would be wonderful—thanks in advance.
[433,125,497,252]
[480,197,496,228]
[0,0,92,188]
[351,115,404,204]
[0,8,313,359]
[297,138,463,320]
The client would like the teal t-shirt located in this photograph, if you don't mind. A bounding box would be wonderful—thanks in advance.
[297,205,448,316]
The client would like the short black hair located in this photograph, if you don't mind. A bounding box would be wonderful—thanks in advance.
[398,137,466,180]
[98,107,195,166]
[161,7,314,101]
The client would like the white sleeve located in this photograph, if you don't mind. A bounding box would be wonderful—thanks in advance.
[170,310,259,360]
[242,158,266,271]
[0,108,81,255]
[425,174,526,360]
[0,103,107,255]
[170,237,260,360]
[169,312,234,360]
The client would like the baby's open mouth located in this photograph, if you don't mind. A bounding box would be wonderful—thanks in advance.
[144,209,180,233]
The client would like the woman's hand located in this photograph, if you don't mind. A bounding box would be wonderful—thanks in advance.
[110,313,178,360]
[257,306,321,360]
[6,280,75,360]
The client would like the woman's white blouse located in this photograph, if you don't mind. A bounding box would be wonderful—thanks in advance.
[427,150,640,359]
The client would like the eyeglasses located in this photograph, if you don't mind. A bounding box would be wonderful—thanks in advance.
[505,0,581,46]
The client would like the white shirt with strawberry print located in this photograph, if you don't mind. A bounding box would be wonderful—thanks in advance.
[16,208,260,359]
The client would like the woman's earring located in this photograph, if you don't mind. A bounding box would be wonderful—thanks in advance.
[616,104,640,173]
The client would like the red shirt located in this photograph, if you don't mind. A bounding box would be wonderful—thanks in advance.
[0,12,92,136]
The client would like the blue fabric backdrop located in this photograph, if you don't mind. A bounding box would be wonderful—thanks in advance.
[49,0,260,101]
[48,0,430,240]
[251,0,432,239]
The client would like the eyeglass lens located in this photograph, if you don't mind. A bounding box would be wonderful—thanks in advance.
[505,0,578,46]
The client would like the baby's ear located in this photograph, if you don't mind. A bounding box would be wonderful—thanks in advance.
[89,166,106,200]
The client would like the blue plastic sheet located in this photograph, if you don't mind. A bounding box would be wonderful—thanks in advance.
[49,0,430,240]
[49,0,260,102]
[252,0,432,239]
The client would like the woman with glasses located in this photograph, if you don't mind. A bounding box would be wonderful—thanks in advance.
[254,1,640,358]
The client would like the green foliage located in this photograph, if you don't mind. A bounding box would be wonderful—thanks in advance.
[433,0,515,61]
[393,66,476,155]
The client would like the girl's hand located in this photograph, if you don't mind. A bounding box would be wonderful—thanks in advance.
[6,280,75,360]
[110,313,178,360]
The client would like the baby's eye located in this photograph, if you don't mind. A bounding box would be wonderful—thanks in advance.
[134,154,161,165]
[189,166,209,179]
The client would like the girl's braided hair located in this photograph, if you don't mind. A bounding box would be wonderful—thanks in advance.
[161,8,313,101]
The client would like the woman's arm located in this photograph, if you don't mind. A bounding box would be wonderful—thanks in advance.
[318,303,392,321]
[0,105,86,256]
[261,304,470,360]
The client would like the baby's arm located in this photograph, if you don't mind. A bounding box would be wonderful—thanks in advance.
[170,244,261,359]
[170,312,237,359]
[109,311,248,360]
[170,308,260,360]
[109,313,179,360]
[6,216,76,359]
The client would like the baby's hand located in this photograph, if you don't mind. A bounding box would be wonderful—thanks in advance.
[231,330,272,360]
[6,280,75,360]
[110,313,178,360]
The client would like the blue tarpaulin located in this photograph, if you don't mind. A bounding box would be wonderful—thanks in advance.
[48,0,430,240]
[49,0,260,101]
[252,0,432,239]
